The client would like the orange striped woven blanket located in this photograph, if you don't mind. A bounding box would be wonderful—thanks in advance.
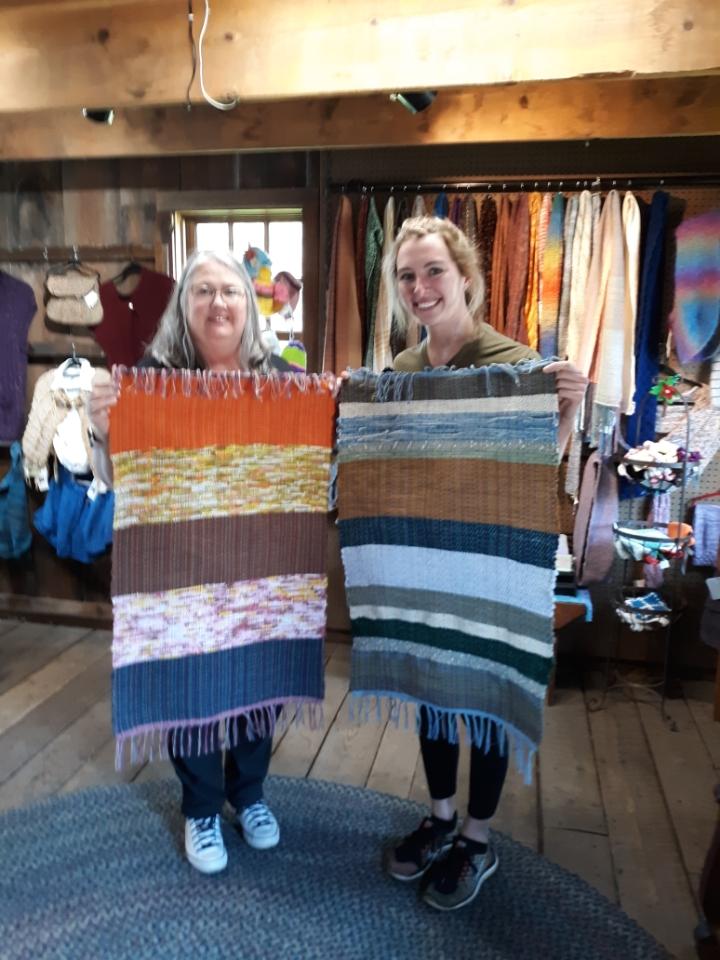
[109,368,336,767]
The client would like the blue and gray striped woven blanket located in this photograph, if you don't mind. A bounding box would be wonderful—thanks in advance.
[336,362,561,780]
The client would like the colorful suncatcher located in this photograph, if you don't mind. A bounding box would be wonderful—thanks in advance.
[336,362,561,780]
[110,368,336,767]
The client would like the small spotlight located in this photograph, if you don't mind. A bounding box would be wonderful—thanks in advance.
[81,108,115,125]
[389,91,437,115]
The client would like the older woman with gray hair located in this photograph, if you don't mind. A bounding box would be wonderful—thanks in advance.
[89,250,290,875]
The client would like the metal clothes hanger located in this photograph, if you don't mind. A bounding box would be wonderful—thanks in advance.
[46,245,99,281]
[62,342,83,378]
[110,260,143,286]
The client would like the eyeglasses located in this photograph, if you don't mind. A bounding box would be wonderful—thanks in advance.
[190,283,246,303]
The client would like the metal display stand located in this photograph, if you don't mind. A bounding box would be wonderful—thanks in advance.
[589,377,695,723]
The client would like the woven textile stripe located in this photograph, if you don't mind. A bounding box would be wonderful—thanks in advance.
[110,369,336,767]
[336,363,560,781]
[113,444,329,528]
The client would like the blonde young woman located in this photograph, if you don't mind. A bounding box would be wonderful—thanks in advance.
[381,217,587,911]
[89,250,291,875]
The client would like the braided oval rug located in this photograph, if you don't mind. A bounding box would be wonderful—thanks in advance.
[0,777,670,960]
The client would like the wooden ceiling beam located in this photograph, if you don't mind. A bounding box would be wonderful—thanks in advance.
[0,0,717,114]
[0,77,717,162]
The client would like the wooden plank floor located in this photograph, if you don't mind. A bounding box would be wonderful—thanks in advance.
[1,616,717,960]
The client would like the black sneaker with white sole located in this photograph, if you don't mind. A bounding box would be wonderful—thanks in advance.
[384,814,457,882]
[422,836,499,911]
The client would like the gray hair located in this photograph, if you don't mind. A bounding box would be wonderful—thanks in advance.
[146,249,271,371]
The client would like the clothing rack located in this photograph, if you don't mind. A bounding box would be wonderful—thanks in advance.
[329,174,720,194]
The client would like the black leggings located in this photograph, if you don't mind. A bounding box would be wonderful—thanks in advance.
[419,709,509,821]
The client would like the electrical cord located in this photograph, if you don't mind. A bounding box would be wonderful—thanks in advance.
[185,0,197,110]
[198,0,238,111]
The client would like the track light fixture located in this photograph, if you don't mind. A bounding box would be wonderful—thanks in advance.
[389,91,437,114]
[81,108,115,125]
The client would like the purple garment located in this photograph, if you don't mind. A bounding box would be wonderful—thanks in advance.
[0,272,36,443]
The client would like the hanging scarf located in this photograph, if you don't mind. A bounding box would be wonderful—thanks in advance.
[324,196,363,373]
[449,196,462,226]
[478,195,498,320]
[363,197,384,369]
[395,196,411,230]
[355,194,370,355]
[110,368,336,767]
[535,193,553,348]
[625,192,669,446]
[460,195,479,249]
[565,190,595,366]
[620,192,640,415]
[411,194,426,219]
[489,196,510,333]
[522,192,543,350]
[433,192,449,219]
[539,193,566,357]
[556,194,579,358]
[505,194,531,344]
[576,191,627,449]
[336,362,560,781]
[372,196,395,371]
[670,208,720,363]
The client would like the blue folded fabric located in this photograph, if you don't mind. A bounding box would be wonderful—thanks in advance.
[34,464,114,563]
[0,441,32,559]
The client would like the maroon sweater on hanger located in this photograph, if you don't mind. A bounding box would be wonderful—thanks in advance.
[94,268,174,367]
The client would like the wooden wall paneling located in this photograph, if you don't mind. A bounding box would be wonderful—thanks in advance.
[179,155,240,192]
[0,162,65,249]
[116,157,180,247]
[60,160,123,246]
[301,176,321,374]
[240,152,308,190]
[1,0,716,113]
[0,165,13,247]
[1,78,718,162]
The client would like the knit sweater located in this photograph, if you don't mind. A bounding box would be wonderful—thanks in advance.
[22,364,111,483]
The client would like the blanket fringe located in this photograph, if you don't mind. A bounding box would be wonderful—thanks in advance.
[114,700,324,771]
[111,365,337,401]
[348,693,538,785]
[346,358,553,404]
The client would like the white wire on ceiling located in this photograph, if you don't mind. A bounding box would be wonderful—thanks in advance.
[193,0,239,111]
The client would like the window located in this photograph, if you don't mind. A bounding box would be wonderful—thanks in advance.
[178,207,304,335]
[157,189,318,370]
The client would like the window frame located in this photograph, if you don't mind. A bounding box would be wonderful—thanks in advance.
[155,189,319,370]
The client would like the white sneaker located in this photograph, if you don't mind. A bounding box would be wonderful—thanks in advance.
[237,800,280,850]
[184,815,228,874]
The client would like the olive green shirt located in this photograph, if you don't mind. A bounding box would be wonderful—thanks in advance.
[393,323,539,371]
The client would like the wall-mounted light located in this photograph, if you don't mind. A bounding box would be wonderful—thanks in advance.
[389,91,437,114]
[81,108,115,125]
